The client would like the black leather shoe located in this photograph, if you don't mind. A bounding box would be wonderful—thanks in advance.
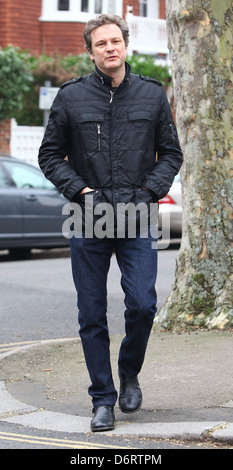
[118,370,142,413]
[91,405,115,432]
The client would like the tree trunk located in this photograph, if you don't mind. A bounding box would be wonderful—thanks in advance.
[155,0,233,330]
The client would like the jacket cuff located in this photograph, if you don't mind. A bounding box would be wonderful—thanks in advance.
[70,187,87,202]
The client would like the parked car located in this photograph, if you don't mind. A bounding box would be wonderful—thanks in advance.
[0,155,69,257]
[158,173,182,239]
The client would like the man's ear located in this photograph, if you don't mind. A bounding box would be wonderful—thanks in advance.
[89,52,95,62]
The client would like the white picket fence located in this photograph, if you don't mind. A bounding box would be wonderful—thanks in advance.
[10,118,44,167]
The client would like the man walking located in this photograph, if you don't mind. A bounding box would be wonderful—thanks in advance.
[38,14,183,432]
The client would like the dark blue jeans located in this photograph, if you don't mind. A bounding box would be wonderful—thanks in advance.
[70,233,157,407]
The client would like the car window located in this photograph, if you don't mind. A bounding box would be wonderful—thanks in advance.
[0,165,10,187]
[174,173,180,183]
[2,160,55,190]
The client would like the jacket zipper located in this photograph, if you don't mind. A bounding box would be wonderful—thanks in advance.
[97,90,114,150]
[109,90,114,103]
[97,124,101,150]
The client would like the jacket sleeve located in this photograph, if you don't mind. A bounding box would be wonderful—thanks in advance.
[38,88,87,201]
[143,86,183,200]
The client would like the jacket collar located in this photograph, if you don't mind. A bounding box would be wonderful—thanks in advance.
[94,62,131,87]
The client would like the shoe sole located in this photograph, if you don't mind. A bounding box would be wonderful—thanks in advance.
[119,401,142,414]
[91,425,115,432]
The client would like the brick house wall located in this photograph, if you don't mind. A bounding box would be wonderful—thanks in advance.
[0,0,42,55]
[40,21,85,56]
[159,0,166,18]
[0,120,11,154]
[0,0,8,48]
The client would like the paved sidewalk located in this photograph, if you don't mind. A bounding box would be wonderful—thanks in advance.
[0,331,233,446]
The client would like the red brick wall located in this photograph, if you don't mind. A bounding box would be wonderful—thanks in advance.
[0,0,41,54]
[40,22,85,55]
[0,0,10,47]
[0,120,11,154]
[159,0,166,19]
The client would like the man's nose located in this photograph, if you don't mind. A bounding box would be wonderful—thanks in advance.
[106,41,114,51]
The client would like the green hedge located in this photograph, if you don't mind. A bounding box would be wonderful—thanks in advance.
[0,46,33,122]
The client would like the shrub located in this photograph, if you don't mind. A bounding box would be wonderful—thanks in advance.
[0,46,33,122]
[127,54,171,86]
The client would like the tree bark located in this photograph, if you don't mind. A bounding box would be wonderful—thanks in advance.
[156,0,233,330]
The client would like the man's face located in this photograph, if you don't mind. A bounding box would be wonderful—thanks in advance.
[89,23,127,76]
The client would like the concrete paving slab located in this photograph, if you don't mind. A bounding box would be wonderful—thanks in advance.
[0,382,36,415]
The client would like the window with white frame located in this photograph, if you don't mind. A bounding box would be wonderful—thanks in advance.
[139,0,159,18]
[81,0,103,14]
[40,0,122,22]
[139,0,147,17]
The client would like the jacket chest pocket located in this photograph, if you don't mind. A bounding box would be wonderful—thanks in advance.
[127,111,153,129]
[75,112,105,151]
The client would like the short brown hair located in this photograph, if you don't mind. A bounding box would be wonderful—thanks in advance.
[83,14,129,53]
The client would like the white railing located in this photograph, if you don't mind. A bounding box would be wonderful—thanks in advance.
[10,118,44,167]
[126,12,169,56]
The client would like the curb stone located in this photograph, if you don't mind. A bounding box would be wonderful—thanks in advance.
[0,382,233,444]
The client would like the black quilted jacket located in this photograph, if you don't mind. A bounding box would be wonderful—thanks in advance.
[38,63,183,208]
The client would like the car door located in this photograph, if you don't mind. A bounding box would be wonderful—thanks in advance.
[0,162,24,248]
[22,187,67,238]
[1,159,67,244]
